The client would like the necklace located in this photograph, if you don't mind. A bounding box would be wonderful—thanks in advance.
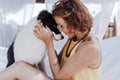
[65,31,89,57]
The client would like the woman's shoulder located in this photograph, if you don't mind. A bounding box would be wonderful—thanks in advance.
[76,34,102,68]
[81,34,100,46]
[77,34,101,55]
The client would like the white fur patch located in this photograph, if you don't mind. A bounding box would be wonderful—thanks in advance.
[14,17,47,65]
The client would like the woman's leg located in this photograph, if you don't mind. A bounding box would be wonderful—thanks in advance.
[0,61,51,80]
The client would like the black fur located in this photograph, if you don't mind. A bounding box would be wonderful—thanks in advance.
[37,10,61,35]
[6,43,14,67]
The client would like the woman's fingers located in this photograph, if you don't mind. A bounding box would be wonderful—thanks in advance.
[46,26,51,33]
[37,20,44,28]
[34,25,40,38]
[46,26,54,36]
[33,21,54,43]
[34,21,47,39]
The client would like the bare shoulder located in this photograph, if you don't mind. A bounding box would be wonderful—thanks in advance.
[78,34,101,50]
[76,34,102,68]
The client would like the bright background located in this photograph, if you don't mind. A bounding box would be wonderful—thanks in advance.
[0,0,120,80]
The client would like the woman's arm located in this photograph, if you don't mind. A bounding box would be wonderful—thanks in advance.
[34,21,102,79]
[46,39,101,79]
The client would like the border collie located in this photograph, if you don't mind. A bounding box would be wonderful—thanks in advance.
[6,10,64,71]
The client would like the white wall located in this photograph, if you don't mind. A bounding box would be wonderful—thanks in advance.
[0,0,35,47]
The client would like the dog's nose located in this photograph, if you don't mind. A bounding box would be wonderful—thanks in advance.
[61,35,64,39]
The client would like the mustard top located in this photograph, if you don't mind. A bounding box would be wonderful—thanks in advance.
[60,39,102,80]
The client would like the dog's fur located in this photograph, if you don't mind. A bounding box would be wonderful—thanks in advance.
[6,10,63,71]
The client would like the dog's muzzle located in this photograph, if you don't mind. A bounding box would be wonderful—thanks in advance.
[53,32,64,41]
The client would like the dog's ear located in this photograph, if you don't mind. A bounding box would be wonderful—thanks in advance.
[37,10,50,20]
[37,10,57,28]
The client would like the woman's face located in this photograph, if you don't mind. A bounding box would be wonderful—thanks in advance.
[54,16,75,39]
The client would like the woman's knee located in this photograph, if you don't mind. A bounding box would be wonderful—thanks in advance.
[11,61,28,69]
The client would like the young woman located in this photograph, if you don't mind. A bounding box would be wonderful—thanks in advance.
[0,0,102,80]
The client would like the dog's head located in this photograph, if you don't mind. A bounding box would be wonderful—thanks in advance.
[37,10,64,41]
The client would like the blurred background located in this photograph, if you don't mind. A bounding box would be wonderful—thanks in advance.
[0,0,120,80]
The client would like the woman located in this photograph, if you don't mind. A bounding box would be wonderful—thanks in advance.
[0,0,102,80]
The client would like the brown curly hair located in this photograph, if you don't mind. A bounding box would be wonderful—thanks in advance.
[52,0,93,32]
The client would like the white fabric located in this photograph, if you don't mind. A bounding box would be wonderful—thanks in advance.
[0,47,8,71]
[91,3,116,40]
[101,36,120,80]
[115,0,120,36]
[0,0,35,47]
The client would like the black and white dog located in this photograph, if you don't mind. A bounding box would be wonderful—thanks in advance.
[6,10,64,71]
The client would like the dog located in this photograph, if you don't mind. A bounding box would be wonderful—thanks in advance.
[6,10,64,71]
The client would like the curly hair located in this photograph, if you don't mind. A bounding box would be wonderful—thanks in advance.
[52,0,93,32]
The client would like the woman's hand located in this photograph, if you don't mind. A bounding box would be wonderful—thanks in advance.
[33,20,54,45]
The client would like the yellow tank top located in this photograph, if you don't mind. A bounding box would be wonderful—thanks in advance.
[60,39,102,80]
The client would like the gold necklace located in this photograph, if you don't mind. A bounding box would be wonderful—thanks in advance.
[65,31,89,57]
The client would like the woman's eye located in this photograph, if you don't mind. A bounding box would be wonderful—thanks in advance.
[60,25,63,28]
[57,25,63,31]
[57,25,62,29]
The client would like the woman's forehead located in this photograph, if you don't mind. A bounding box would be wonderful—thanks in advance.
[54,16,66,25]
